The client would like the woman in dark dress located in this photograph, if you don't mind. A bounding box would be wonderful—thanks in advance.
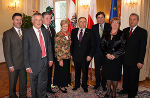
[101,17,126,98]
[53,19,71,93]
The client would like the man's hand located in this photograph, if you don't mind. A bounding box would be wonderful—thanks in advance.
[9,67,14,72]
[59,60,63,67]
[87,56,92,61]
[137,63,143,69]
[26,68,33,73]
[49,61,53,67]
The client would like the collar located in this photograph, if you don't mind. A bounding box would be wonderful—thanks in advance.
[130,25,137,32]
[33,26,41,32]
[43,24,49,29]
[14,26,21,32]
[79,28,86,32]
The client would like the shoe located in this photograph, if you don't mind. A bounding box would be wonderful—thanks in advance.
[118,90,127,95]
[59,87,67,93]
[47,89,56,94]
[83,88,88,93]
[93,85,100,89]
[72,87,79,91]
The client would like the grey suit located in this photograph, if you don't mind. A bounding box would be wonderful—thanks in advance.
[24,27,53,98]
[3,27,27,98]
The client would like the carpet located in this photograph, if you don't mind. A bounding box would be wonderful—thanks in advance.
[3,86,150,98]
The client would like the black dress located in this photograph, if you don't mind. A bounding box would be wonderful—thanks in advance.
[101,30,126,81]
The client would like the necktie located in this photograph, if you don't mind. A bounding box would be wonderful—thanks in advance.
[129,28,133,37]
[79,29,83,42]
[38,29,46,57]
[99,24,103,38]
[18,29,22,40]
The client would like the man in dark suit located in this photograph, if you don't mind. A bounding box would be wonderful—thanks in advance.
[3,13,27,98]
[41,12,56,94]
[92,11,111,90]
[24,13,53,98]
[71,17,95,92]
[118,13,147,98]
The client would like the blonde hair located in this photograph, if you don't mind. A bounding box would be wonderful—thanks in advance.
[60,19,70,26]
[110,17,121,25]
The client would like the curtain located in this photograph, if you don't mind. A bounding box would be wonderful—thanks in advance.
[139,0,150,81]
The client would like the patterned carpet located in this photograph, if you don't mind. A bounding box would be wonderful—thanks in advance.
[3,85,150,98]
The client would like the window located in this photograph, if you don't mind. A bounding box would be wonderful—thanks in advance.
[55,1,67,33]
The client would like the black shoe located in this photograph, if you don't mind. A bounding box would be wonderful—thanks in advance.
[47,89,56,94]
[93,85,100,89]
[59,87,67,93]
[72,87,79,91]
[118,90,127,95]
[103,87,107,91]
[83,88,88,93]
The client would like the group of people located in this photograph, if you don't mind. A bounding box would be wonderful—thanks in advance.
[2,11,147,98]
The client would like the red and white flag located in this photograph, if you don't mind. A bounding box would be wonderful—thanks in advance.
[68,0,77,33]
[87,0,97,29]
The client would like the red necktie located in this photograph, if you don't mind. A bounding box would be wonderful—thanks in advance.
[38,29,46,57]
[129,28,133,37]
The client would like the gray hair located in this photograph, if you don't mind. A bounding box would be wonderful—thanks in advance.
[130,13,139,20]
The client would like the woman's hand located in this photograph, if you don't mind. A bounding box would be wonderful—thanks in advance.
[106,54,115,60]
[59,60,63,67]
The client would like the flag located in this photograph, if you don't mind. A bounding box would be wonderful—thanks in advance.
[46,6,55,28]
[109,0,118,23]
[87,0,97,29]
[68,0,77,33]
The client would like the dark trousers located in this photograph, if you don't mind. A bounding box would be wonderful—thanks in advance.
[74,60,90,89]
[94,53,106,88]
[29,58,48,98]
[47,65,53,90]
[8,68,27,98]
[123,65,140,98]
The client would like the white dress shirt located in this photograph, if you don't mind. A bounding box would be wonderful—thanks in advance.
[14,27,22,36]
[130,25,137,32]
[33,26,46,56]
[77,28,86,40]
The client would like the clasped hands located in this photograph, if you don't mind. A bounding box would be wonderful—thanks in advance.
[106,54,115,60]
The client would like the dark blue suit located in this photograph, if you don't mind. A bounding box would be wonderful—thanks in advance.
[92,23,111,88]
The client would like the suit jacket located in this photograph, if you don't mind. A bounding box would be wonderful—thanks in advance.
[123,26,147,66]
[70,28,95,62]
[3,27,25,69]
[41,24,55,58]
[101,30,125,59]
[92,23,111,64]
[92,23,111,51]
[24,27,53,74]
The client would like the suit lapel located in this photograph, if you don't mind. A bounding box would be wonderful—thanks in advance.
[12,27,22,41]
[129,26,138,38]
[30,27,41,49]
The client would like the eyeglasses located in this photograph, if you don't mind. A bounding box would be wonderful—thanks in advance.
[112,21,119,24]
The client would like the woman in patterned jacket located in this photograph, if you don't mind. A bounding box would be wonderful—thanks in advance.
[53,19,71,93]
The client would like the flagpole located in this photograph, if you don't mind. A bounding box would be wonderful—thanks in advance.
[76,0,78,25]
